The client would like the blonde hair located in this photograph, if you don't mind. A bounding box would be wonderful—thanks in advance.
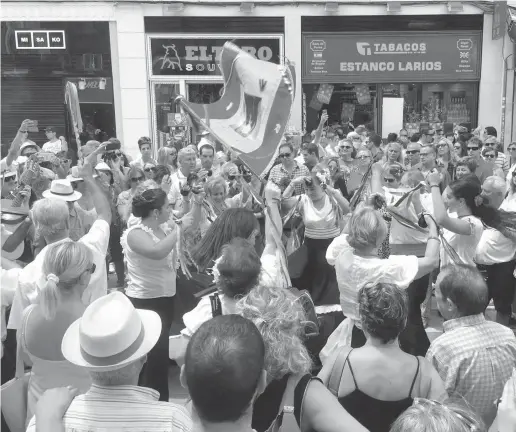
[40,240,93,320]
[178,147,196,163]
[237,285,312,380]
[348,207,388,250]
[31,198,70,238]
[157,147,176,167]
[205,176,228,196]
[221,162,239,178]
[390,399,485,432]
[385,142,403,163]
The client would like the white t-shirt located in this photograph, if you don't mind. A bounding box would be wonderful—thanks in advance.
[327,234,419,321]
[383,187,428,245]
[1,266,20,358]
[440,215,483,268]
[8,220,110,330]
[42,140,62,154]
[475,198,516,265]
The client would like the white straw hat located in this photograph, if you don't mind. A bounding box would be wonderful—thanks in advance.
[62,292,161,371]
[42,179,82,202]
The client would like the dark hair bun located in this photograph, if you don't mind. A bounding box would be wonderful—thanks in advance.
[131,188,166,218]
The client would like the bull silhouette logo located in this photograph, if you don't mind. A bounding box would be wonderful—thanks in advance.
[159,44,182,71]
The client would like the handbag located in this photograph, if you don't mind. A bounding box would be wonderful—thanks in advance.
[1,331,30,432]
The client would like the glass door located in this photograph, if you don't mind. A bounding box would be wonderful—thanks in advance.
[186,81,224,144]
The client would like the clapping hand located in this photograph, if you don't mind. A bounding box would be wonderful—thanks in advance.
[161,175,172,193]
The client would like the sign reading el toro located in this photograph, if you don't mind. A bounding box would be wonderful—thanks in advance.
[302,32,481,83]
[149,36,282,76]
[15,30,66,50]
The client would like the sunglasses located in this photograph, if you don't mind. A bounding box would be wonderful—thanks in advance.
[383,177,396,183]
[436,144,448,148]
[484,154,496,159]
[131,176,145,182]
[467,147,479,151]
[339,146,353,150]
[228,174,240,181]
[406,150,420,155]
[3,175,16,182]
[509,147,516,152]
[279,153,291,158]
[352,137,361,140]
[144,167,156,172]
[86,263,96,274]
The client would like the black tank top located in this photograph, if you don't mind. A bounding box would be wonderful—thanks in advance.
[338,349,420,432]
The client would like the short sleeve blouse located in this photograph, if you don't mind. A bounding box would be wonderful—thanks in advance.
[440,215,483,267]
[333,235,419,321]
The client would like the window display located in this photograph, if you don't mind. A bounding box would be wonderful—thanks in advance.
[303,83,377,132]
[152,82,188,148]
[381,82,477,136]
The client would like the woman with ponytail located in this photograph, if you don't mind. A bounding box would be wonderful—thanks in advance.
[20,240,94,424]
[428,172,489,267]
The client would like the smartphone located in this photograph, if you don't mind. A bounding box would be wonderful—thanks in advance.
[105,142,120,152]
[27,120,38,133]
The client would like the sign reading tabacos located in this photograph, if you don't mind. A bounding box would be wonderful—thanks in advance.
[149,36,282,76]
[303,32,481,83]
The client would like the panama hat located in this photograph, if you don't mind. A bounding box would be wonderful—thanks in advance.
[62,292,161,371]
[42,179,82,202]
[95,161,111,172]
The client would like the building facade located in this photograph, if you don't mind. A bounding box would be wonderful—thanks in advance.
[2,0,515,159]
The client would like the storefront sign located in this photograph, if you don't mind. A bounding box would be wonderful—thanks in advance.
[149,36,281,76]
[302,32,481,83]
[15,30,66,49]
[67,78,113,104]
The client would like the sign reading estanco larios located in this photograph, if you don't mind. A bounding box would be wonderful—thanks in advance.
[303,32,481,83]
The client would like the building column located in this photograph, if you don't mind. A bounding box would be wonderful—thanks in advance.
[478,13,504,136]
[114,4,149,159]
[284,14,302,133]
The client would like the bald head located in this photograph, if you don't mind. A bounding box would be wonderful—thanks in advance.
[482,176,506,209]
[437,265,488,317]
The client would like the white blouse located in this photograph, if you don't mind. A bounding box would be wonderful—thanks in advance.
[299,194,341,239]
[327,234,419,321]
[440,215,483,268]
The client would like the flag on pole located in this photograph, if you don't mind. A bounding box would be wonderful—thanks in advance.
[175,42,296,178]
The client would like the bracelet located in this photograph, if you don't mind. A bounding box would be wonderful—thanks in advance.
[428,236,440,242]
[430,184,440,189]
[19,130,27,134]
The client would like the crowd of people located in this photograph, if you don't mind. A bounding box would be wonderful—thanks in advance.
[1,116,516,432]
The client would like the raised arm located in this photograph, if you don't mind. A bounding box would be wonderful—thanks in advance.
[5,120,32,167]
[78,144,112,225]
[428,170,472,235]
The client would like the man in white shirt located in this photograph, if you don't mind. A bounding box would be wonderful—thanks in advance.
[7,152,111,331]
[475,176,516,327]
[131,137,157,168]
[198,141,219,177]
[42,126,66,154]
[168,147,205,216]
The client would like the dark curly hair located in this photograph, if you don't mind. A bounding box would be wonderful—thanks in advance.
[132,188,166,219]
[215,237,261,298]
[153,164,171,184]
[358,282,408,343]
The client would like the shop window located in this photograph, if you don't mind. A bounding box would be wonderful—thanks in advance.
[303,83,377,133]
[381,83,477,137]
[152,82,185,148]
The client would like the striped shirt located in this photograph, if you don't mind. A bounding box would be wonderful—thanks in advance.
[27,384,193,432]
[426,314,516,427]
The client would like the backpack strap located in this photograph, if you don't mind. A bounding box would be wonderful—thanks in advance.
[278,374,303,432]
[327,346,353,397]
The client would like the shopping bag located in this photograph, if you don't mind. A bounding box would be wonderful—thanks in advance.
[1,336,30,432]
